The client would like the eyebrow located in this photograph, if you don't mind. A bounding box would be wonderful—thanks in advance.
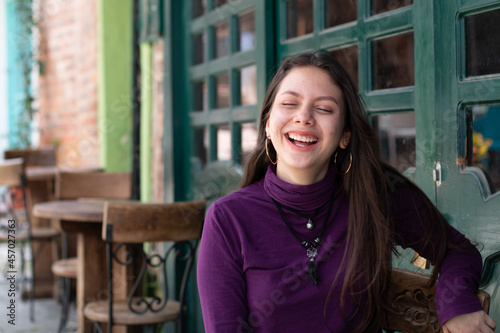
[279,90,341,107]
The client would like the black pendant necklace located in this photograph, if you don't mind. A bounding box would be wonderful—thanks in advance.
[271,195,335,285]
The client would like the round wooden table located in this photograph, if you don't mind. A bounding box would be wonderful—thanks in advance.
[24,166,103,299]
[33,200,107,333]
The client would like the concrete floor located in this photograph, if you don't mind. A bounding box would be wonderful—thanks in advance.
[0,243,77,333]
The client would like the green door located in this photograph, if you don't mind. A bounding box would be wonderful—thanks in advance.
[432,0,500,323]
[170,0,500,330]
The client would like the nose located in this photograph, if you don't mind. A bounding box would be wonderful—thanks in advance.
[294,105,314,125]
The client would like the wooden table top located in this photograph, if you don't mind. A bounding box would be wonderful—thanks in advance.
[33,200,105,222]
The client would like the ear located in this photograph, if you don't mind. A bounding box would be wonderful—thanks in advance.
[265,119,270,138]
[339,130,351,149]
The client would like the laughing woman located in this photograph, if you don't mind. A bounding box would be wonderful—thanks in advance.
[197,51,496,332]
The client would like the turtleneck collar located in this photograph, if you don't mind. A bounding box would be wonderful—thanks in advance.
[264,163,339,211]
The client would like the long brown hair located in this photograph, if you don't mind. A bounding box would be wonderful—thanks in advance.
[241,51,452,331]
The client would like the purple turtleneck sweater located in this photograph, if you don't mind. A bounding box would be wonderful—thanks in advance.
[197,165,483,332]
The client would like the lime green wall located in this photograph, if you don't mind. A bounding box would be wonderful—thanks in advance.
[140,43,153,202]
[98,0,133,171]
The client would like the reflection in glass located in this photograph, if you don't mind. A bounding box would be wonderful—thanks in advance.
[217,124,231,161]
[215,73,230,109]
[325,0,357,28]
[465,9,500,77]
[329,46,358,88]
[240,65,257,106]
[239,11,255,51]
[371,0,413,15]
[466,105,500,192]
[214,0,227,8]
[194,127,208,167]
[240,122,258,163]
[287,0,313,39]
[193,80,207,112]
[193,32,205,65]
[216,21,229,58]
[372,32,414,90]
[192,0,206,19]
[372,112,416,173]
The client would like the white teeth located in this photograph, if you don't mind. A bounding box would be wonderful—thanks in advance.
[288,133,318,143]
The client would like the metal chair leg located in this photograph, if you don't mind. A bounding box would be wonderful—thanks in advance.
[56,276,71,333]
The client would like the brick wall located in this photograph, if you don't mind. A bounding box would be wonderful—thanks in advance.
[151,40,164,203]
[37,0,99,168]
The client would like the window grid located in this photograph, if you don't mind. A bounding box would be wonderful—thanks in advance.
[188,1,258,166]
[277,0,414,115]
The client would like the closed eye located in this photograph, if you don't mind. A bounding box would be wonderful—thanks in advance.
[315,107,333,113]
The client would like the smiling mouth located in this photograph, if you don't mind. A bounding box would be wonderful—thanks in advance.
[286,133,318,148]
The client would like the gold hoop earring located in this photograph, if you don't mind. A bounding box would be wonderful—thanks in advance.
[334,150,352,175]
[265,138,277,165]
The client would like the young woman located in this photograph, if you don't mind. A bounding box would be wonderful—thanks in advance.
[197,51,496,332]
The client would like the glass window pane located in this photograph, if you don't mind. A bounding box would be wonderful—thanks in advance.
[325,0,357,28]
[217,124,231,161]
[215,21,229,58]
[214,0,227,8]
[371,0,413,15]
[194,127,208,167]
[193,32,206,65]
[465,105,500,192]
[192,0,206,19]
[372,32,414,90]
[240,65,257,106]
[193,80,207,112]
[372,112,416,173]
[329,46,358,89]
[240,122,258,163]
[287,0,313,39]
[239,11,255,51]
[465,9,500,77]
[215,73,230,109]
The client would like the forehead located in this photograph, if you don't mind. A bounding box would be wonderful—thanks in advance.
[277,66,342,97]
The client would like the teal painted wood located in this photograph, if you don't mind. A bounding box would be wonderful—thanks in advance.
[432,0,500,325]
[411,0,438,201]
[5,0,28,148]
[0,2,8,152]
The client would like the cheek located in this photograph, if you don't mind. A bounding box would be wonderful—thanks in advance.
[325,121,345,142]
[267,111,287,133]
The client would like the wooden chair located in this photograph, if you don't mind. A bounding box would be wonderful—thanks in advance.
[83,200,206,333]
[4,148,61,295]
[4,148,56,166]
[0,158,60,322]
[380,268,490,332]
[51,171,131,332]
